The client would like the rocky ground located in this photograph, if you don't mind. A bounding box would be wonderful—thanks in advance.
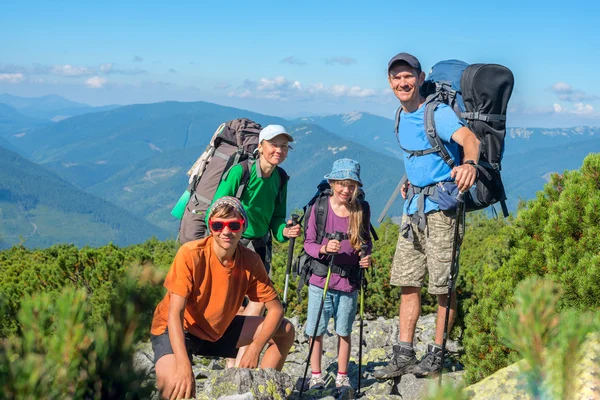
[134,313,465,399]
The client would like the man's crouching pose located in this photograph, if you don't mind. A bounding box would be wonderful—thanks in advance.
[150,196,295,400]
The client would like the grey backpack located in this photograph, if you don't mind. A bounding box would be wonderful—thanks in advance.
[179,118,261,243]
[177,118,288,244]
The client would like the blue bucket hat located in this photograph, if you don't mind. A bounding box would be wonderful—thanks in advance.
[324,158,363,186]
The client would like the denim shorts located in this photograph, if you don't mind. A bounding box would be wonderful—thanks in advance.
[304,284,358,338]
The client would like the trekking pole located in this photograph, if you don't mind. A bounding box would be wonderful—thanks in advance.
[282,213,300,314]
[299,231,344,399]
[439,192,466,386]
[357,243,369,396]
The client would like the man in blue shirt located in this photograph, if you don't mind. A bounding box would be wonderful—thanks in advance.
[375,53,480,379]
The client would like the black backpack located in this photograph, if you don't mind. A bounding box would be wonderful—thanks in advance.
[379,60,514,223]
[294,180,378,297]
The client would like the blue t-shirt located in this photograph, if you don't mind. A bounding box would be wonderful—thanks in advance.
[397,104,463,215]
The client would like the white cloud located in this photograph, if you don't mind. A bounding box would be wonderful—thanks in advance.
[572,103,594,115]
[99,63,146,75]
[550,81,599,102]
[132,55,143,62]
[52,64,94,77]
[0,62,146,78]
[228,76,382,101]
[85,76,107,88]
[99,63,113,73]
[257,76,302,91]
[330,85,376,98]
[552,102,595,115]
[552,82,571,92]
[0,73,25,83]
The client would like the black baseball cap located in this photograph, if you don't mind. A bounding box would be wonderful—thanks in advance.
[388,52,422,75]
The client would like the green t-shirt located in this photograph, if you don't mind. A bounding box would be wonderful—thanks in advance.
[208,163,288,242]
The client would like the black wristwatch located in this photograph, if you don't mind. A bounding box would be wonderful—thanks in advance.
[464,160,477,166]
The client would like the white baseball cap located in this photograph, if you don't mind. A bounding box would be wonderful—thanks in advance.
[259,124,294,143]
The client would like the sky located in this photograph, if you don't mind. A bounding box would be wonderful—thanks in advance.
[1,0,599,128]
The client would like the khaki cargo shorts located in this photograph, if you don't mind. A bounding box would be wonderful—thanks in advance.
[390,210,464,295]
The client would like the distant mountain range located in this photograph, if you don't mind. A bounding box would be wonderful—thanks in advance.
[10,100,289,188]
[0,102,48,140]
[0,145,169,250]
[0,93,119,121]
[293,112,403,159]
[86,122,406,233]
[0,94,599,248]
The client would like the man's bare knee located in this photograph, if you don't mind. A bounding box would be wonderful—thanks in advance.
[276,319,295,347]
[401,286,421,296]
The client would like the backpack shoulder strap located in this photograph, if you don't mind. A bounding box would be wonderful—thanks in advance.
[235,160,251,199]
[360,200,379,241]
[394,106,402,135]
[314,195,329,244]
[423,100,456,169]
[395,104,444,159]
[275,166,289,203]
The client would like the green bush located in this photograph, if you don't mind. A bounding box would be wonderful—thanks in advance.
[0,239,177,338]
[0,269,161,398]
[462,153,600,383]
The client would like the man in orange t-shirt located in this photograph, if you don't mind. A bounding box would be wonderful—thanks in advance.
[150,196,295,400]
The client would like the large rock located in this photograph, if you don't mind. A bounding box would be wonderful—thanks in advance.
[572,332,600,400]
[202,368,294,400]
[463,361,530,400]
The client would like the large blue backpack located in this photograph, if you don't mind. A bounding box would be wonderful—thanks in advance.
[379,60,514,223]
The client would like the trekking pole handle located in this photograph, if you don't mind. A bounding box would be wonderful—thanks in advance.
[288,213,300,227]
[324,231,345,260]
[360,243,369,258]
[284,213,299,274]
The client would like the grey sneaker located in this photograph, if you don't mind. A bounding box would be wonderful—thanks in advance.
[412,344,443,377]
[308,375,326,390]
[374,344,417,380]
[335,374,351,389]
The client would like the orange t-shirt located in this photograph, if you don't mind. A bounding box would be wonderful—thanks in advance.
[150,236,278,341]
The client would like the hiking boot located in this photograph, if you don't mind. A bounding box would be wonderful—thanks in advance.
[335,374,351,389]
[374,344,417,380]
[308,375,326,390]
[412,344,443,377]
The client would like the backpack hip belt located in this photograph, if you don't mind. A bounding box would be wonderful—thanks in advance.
[306,256,361,283]
[402,184,438,241]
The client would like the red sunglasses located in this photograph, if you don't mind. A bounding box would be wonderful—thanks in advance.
[209,219,245,233]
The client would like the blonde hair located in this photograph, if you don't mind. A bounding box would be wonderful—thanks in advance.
[329,179,367,250]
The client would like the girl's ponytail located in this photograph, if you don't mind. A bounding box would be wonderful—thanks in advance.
[347,185,367,251]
